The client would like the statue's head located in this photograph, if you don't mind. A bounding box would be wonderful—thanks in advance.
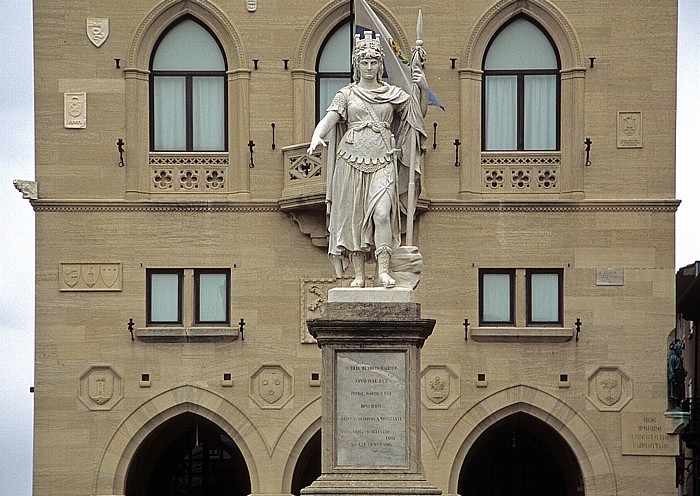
[670,339,684,354]
[352,31,384,83]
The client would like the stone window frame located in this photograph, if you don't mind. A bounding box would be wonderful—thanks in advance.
[124,0,251,200]
[478,268,564,328]
[146,267,231,327]
[525,268,564,326]
[481,15,561,152]
[139,266,237,343]
[479,269,516,327]
[149,16,229,153]
[146,268,184,326]
[458,0,586,198]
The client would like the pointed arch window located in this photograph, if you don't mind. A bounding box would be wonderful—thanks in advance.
[482,17,560,151]
[150,18,227,152]
[316,20,352,122]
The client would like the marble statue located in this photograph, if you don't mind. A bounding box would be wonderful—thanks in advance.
[308,30,428,288]
[668,339,687,411]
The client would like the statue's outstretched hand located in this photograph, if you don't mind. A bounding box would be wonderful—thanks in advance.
[307,137,326,155]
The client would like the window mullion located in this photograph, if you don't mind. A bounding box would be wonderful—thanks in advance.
[185,75,193,151]
[517,73,525,151]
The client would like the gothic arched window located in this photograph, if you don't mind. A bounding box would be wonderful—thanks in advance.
[482,17,560,151]
[150,17,227,151]
[316,20,352,122]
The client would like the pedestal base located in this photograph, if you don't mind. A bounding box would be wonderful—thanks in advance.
[301,473,441,496]
[306,296,441,496]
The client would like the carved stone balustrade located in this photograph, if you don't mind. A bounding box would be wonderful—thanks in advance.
[279,142,329,248]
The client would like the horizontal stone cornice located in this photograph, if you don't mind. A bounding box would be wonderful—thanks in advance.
[428,198,680,213]
[31,199,280,212]
[30,198,680,213]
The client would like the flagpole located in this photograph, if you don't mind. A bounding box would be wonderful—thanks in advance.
[406,9,424,247]
[349,0,354,75]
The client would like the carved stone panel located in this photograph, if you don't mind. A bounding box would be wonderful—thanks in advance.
[78,365,123,411]
[421,365,460,409]
[64,92,86,129]
[587,366,633,412]
[301,278,336,343]
[250,365,293,409]
[481,153,560,192]
[59,263,122,291]
[617,111,642,148]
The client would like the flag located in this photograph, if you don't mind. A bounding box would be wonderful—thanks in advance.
[354,0,444,109]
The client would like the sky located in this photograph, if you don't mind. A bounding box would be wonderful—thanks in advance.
[0,2,698,495]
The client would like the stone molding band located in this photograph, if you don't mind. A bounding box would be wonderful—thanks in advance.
[31,199,680,213]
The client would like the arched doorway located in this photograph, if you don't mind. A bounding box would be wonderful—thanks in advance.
[458,412,584,496]
[125,412,251,496]
[291,429,321,495]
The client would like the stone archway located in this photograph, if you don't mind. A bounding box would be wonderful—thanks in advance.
[124,412,251,495]
[458,412,582,495]
[441,385,616,495]
[93,385,262,495]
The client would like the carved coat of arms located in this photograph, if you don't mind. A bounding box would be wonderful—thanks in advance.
[101,266,119,287]
[86,18,109,48]
[427,369,450,404]
[596,370,622,406]
[622,115,638,136]
[63,265,81,287]
[88,373,114,405]
[259,369,284,404]
[83,265,99,287]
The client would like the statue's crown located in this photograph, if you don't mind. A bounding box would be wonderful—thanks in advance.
[354,31,384,58]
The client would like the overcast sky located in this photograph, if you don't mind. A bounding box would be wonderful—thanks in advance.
[1,1,698,495]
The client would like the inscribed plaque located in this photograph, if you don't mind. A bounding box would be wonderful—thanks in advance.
[621,412,677,456]
[335,351,407,467]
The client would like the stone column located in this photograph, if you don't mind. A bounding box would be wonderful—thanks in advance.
[302,288,441,496]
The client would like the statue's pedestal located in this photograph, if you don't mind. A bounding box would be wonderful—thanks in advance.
[302,288,441,496]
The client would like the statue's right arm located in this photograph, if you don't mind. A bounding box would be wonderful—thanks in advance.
[307,111,341,154]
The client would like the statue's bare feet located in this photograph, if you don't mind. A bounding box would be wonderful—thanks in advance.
[378,272,395,288]
[351,276,365,287]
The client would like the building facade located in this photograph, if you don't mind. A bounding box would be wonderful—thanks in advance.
[29,0,681,494]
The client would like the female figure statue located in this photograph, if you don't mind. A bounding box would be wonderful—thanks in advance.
[307,31,428,288]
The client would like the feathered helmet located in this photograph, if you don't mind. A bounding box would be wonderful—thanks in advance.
[352,31,384,82]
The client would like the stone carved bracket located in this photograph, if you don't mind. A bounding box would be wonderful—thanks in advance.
[13,179,38,200]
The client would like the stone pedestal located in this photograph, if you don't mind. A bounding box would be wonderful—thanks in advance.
[302,288,441,496]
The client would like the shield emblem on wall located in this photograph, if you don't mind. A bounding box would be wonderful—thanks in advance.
[86,18,109,48]
[259,369,284,404]
[83,265,99,287]
[88,373,113,405]
[426,369,450,404]
[596,370,622,406]
[63,265,81,287]
[101,266,119,288]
